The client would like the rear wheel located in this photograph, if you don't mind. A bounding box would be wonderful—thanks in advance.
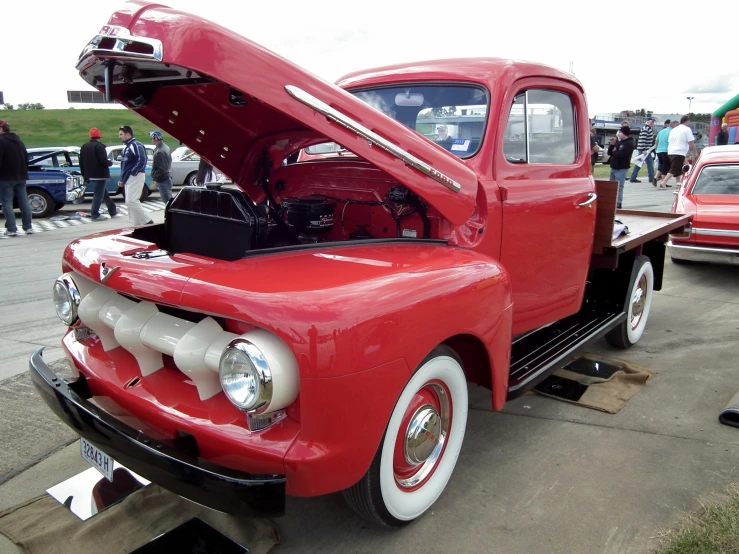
[185,172,197,187]
[605,255,654,348]
[54,202,65,212]
[27,189,54,218]
[343,345,468,526]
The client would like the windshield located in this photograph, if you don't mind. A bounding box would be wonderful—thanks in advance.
[350,84,489,159]
[693,164,739,195]
[305,142,347,155]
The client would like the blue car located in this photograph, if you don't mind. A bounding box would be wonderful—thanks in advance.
[26,147,155,201]
[0,165,85,218]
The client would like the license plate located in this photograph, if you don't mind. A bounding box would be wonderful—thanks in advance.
[80,438,114,482]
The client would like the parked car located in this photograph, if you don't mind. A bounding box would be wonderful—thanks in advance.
[28,147,155,201]
[668,144,739,265]
[108,143,200,187]
[33,7,691,529]
[0,161,85,218]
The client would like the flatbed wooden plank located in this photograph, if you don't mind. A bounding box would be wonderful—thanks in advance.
[611,211,691,252]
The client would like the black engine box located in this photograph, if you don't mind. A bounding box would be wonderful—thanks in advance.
[165,186,267,261]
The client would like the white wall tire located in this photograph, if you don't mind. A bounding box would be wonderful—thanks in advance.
[343,346,468,526]
[605,256,654,348]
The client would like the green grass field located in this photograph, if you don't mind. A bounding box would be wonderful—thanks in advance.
[1,109,180,150]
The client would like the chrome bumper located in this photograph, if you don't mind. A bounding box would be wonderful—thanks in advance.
[67,186,85,202]
[668,241,739,265]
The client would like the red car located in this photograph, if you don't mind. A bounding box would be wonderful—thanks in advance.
[669,145,739,265]
[31,2,689,527]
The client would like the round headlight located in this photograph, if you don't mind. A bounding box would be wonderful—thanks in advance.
[53,275,81,326]
[219,339,272,412]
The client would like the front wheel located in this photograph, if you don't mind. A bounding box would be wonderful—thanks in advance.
[605,255,654,348]
[27,189,54,218]
[343,345,468,526]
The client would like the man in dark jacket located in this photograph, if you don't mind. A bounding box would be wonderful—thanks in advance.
[149,130,173,203]
[80,128,117,221]
[607,126,635,209]
[0,120,33,237]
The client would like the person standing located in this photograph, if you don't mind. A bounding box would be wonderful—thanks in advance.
[149,131,173,203]
[117,126,152,226]
[0,120,33,237]
[590,128,600,173]
[80,128,117,221]
[717,123,729,146]
[607,126,635,209]
[653,120,676,185]
[661,115,697,188]
[629,118,655,184]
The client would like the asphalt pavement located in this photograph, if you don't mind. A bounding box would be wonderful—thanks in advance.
[1,181,737,554]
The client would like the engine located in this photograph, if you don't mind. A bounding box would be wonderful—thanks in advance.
[130,182,431,262]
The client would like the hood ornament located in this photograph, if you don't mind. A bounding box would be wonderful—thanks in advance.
[100,262,119,284]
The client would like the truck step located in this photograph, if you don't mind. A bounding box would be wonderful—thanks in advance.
[506,309,626,399]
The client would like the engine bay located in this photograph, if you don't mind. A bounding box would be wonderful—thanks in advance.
[131,156,445,261]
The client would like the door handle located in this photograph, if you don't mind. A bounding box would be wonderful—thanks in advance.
[577,193,597,209]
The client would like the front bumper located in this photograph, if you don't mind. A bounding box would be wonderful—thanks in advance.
[29,348,286,517]
[668,241,739,265]
[67,186,85,202]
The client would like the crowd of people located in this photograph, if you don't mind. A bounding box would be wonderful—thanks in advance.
[592,116,700,209]
[0,120,219,237]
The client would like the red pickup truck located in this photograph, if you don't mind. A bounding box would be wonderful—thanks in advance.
[32,1,689,527]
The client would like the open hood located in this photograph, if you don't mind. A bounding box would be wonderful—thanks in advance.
[75,1,478,225]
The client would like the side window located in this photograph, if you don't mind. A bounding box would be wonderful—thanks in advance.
[30,153,53,167]
[503,93,526,163]
[503,89,577,165]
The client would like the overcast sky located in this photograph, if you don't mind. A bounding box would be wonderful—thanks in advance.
[2,0,737,118]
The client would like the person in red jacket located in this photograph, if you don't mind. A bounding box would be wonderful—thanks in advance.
[80,128,117,221]
[0,120,33,237]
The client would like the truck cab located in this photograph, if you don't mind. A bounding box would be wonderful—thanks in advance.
[31,2,689,528]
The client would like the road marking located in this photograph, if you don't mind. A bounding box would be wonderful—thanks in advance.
[1,199,167,240]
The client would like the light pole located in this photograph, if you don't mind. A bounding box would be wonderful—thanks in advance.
[687,96,694,113]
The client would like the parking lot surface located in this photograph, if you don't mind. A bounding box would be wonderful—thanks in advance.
[1,182,737,553]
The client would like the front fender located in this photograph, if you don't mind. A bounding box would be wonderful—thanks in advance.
[180,241,512,495]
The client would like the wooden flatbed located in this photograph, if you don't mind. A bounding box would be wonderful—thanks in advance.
[592,180,691,258]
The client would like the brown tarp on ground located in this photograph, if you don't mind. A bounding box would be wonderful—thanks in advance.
[533,354,656,414]
[0,485,280,554]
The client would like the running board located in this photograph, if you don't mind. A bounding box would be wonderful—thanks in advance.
[506,310,626,399]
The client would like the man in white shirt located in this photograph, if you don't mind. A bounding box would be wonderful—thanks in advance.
[660,115,697,188]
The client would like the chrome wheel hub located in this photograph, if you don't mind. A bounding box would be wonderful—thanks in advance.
[630,275,647,329]
[28,195,46,214]
[404,405,441,465]
[394,382,451,490]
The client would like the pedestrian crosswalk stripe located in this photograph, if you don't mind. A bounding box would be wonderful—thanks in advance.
[2,199,168,240]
